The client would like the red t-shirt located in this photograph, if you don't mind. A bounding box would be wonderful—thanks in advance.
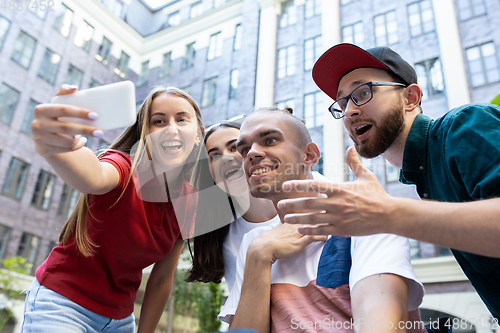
[36,151,195,319]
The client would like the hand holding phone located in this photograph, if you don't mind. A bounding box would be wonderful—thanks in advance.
[52,81,137,130]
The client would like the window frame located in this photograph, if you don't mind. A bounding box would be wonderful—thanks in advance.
[31,170,56,210]
[202,76,218,107]
[2,157,30,200]
[11,31,37,69]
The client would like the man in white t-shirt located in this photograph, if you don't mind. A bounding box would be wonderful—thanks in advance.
[219,107,426,333]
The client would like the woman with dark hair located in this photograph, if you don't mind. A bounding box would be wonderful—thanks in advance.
[186,120,278,291]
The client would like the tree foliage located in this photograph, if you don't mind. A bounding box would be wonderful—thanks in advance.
[0,256,33,331]
[174,270,223,333]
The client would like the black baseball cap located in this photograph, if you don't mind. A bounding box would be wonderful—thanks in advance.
[312,43,417,100]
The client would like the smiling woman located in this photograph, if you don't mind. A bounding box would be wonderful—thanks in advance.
[23,85,204,333]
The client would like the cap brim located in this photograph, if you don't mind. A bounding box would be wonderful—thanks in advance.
[312,43,389,100]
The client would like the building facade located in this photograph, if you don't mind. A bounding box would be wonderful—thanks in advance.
[0,0,499,330]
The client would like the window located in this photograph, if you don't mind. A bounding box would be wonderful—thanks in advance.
[304,36,322,71]
[65,65,83,88]
[276,98,295,110]
[101,0,123,17]
[96,37,112,66]
[415,58,444,100]
[312,156,323,175]
[280,0,296,28]
[31,170,56,210]
[466,42,500,87]
[457,0,486,21]
[341,0,354,4]
[168,11,180,27]
[97,139,110,152]
[0,83,20,124]
[28,0,48,19]
[74,20,94,51]
[304,91,322,129]
[88,79,100,88]
[213,0,225,8]
[137,60,150,86]
[17,233,40,267]
[408,1,435,37]
[233,24,242,51]
[46,242,58,258]
[385,159,400,183]
[374,11,398,46]
[38,48,61,84]
[207,32,223,60]
[342,22,364,47]
[202,77,217,107]
[2,157,30,199]
[435,245,452,257]
[53,3,73,37]
[183,42,196,70]
[409,239,421,259]
[159,52,171,78]
[305,0,321,18]
[0,225,11,260]
[21,100,38,135]
[182,85,192,95]
[58,183,80,219]
[190,2,203,18]
[229,69,239,99]
[0,16,9,50]
[11,31,37,68]
[115,51,129,78]
[277,45,296,79]
[348,156,373,181]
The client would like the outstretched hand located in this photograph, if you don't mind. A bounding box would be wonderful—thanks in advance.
[277,146,397,237]
[31,84,102,157]
[247,223,327,265]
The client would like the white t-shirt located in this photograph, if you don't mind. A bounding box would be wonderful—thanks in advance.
[219,224,424,325]
[221,171,325,292]
[223,215,280,292]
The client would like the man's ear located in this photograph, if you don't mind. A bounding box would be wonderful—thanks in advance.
[403,84,422,112]
[304,142,320,167]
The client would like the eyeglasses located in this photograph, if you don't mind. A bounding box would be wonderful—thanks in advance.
[205,114,246,132]
[329,81,407,119]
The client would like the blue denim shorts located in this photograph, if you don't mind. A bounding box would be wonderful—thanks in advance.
[21,278,135,333]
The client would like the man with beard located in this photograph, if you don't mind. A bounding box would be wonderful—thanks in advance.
[278,43,500,320]
[218,107,426,333]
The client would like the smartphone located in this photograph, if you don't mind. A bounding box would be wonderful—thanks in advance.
[52,81,137,130]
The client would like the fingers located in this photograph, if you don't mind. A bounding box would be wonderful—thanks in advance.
[298,225,339,237]
[56,84,78,96]
[278,195,331,216]
[33,133,88,156]
[34,103,97,122]
[301,233,328,243]
[282,179,337,197]
[346,146,365,180]
[32,104,101,138]
[283,211,331,225]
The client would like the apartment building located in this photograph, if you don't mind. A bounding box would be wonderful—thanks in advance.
[0,0,499,330]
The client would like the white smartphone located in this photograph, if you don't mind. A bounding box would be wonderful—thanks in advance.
[52,81,137,130]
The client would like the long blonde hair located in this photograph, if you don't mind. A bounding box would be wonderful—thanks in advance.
[59,86,204,256]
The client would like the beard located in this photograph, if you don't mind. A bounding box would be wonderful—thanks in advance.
[351,101,405,159]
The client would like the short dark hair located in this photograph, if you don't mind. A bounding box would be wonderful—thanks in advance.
[248,107,312,148]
